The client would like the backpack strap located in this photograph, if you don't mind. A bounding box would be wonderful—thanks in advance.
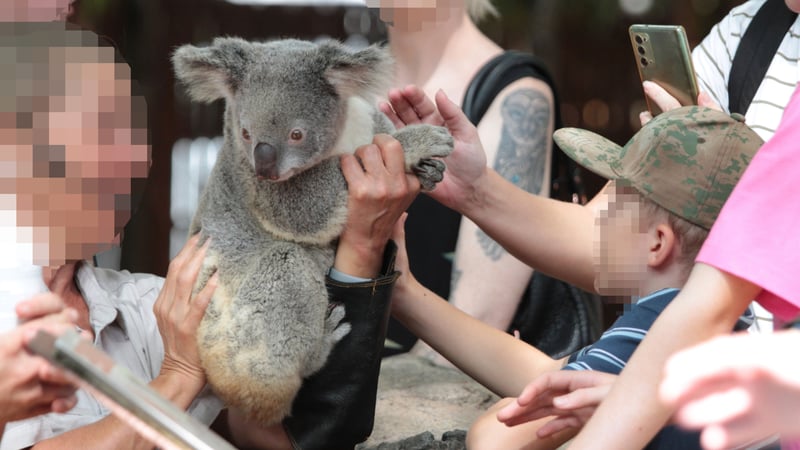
[728,0,798,115]
[461,50,586,203]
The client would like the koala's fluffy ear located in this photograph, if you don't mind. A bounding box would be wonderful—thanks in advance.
[172,37,253,103]
[320,41,394,102]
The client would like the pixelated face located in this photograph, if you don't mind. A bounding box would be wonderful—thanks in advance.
[592,182,650,296]
[0,0,71,21]
[1,41,150,267]
[365,0,461,31]
[234,56,342,182]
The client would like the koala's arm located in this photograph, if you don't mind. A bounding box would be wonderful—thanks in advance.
[283,241,399,449]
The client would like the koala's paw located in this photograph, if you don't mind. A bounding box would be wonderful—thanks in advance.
[393,124,454,191]
[325,303,351,344]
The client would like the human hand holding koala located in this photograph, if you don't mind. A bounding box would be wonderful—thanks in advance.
[336,134,420,278]
[172,38,452,427]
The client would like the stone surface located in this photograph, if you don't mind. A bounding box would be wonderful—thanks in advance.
[358,353,500,449]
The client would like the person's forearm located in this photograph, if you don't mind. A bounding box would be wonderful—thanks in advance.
[569,264,760,449]
[457,169,596,293]
[394,280,562,397]
[448,216,533,330]
[32,371,205,450]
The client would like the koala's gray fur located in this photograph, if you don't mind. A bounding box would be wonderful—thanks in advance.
[172,37,453,425]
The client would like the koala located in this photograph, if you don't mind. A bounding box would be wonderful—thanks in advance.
[172,37,453,425]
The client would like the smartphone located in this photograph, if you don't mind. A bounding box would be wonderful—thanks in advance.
[629,24,698,116]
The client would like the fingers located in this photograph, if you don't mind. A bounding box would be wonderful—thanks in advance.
[699,417,771,450]
[660,336,747,406]
[346,135,420,198]
[160,234,206,308]
[175,237,210,304]
[697,91,723,111]
[434,89,476,137]
[399,85,444,124]
[639,110,654,126]
[387,87,424,126]
[643,81,682,112]
[192,272,218,318]
[392,213,408,242]
[386,86,445,127]
[379,101,405,130]
[16,293,66,322]
[373,134,408,175]
[537,415,583,438]
[552,383,613,411]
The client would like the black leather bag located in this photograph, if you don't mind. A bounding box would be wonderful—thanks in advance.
[462,51,603,358]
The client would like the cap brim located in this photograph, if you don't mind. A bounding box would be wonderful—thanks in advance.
[553,128,623,181]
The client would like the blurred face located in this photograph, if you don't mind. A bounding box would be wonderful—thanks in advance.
[0,41,150,267]
[366,0,461,31]
[592,182,651,296]
[0,0,71,21]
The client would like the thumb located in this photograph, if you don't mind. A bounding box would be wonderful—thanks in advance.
[435,89,475,137]
[391,213,408,247]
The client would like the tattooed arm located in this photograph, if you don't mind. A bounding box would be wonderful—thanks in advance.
[413,78,554,364]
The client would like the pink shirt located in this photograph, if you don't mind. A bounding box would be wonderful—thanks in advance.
[696,86,800,323]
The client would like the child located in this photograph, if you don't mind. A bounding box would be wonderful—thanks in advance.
[570,85,800,450]
[388,101,763,449]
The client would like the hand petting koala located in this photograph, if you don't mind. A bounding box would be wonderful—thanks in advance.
[172,37,452,425]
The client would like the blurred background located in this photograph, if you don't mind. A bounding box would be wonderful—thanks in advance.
[66,0,745,276]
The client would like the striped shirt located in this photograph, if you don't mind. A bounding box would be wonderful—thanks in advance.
[564,289,699,449]
[692,0,800,142]
[564,288,678,372]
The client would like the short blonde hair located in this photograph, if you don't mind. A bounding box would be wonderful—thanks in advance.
[465,0,498,22]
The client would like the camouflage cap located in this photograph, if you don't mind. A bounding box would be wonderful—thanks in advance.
[553,106,763,230]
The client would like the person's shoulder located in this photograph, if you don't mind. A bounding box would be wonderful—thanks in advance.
[717,0,768,26]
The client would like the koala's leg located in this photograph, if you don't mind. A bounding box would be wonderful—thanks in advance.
[391,124,454,190]
[197,243,334,425]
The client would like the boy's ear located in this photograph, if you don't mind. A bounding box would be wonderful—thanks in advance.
[320,41,393,101]
[172,37,253,103]
[648,223,677,269]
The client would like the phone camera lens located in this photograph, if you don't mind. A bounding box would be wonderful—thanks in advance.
[640,57,649,66]
[637,45,645,55]
[635,34,644,44]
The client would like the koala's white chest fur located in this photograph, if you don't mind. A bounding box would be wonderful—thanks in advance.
[331,96,380,156]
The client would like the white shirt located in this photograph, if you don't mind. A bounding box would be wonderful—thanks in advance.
[692,0,800,141]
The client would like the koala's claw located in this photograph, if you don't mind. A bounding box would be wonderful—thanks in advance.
[413,158,447,191]
[325,304,351,343]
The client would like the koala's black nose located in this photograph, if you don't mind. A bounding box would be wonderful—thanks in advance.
[254,142,279,180]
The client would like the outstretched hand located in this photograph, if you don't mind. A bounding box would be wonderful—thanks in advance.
[639,81,723,126]
[496,370,617,438]
[381,85,487,213]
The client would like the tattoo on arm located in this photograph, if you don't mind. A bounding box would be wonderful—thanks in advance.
[477,88,551,261]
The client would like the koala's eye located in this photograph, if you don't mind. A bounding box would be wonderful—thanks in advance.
[241,128,251,141]
[289,129,303,141]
